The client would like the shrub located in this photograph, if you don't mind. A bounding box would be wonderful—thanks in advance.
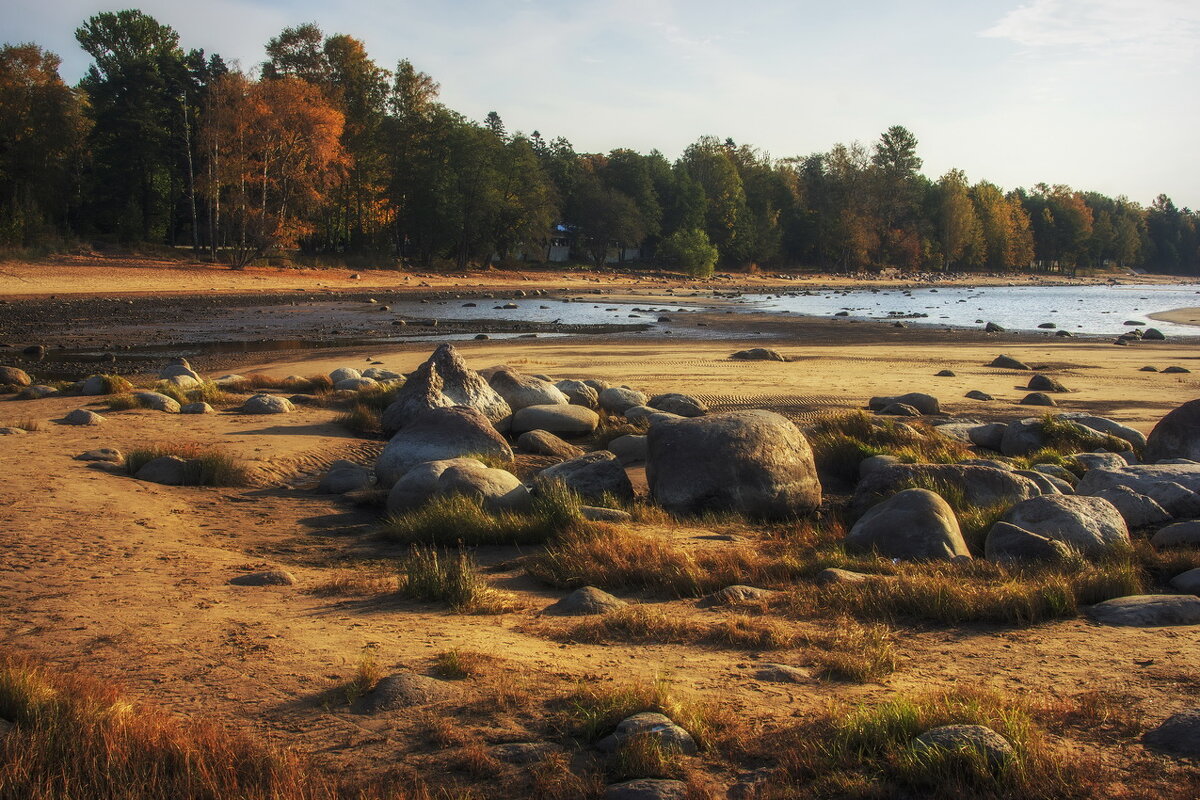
[124,442,252,486]
[658,228,718,279]
[380,483,584,546]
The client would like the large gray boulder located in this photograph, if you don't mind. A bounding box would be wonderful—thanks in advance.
[1057,412,1147,450]
[867,392,940,415]
[648,393,708,417]
[386,457,529,515]
[316,460,374,494]
[646,410,821,520]
[598,386,648,414]
[134,391,181,413]
[1146,400,1200,462]
[845,488,970,560]
[134,455,193,485]
[1093,486,1171,528]
[488,368,569,411]
[608,434,648,465]
[999,495,1129,558]
[0,366,31,387]
[555,379,599,409]
[381,344,510,435]
[376,406,513,487]
[542,586,627,616]
[535,451,633,504]
[242,394,293,414]
[1143,709,1200,758]
[1076,465,1200,517]
[64,408,105,426]
[516,429,583,459]
[596,712,697,755]
[329,367,362,383]
[1000,416,1130,457]
[1088,595,1200,626]
[984,521,1072,564]
[968,422,1008,451]
[1151,521,1200,549]
[510,404,599,436]
[850,464,1041,520]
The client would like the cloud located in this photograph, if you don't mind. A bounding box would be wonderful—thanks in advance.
[982,0,1200,70]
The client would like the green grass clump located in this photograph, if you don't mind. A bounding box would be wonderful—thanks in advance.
[380,482,584,546]
[124,442,252,486]
[396,545,512,613]
[336,403,382,436]
[431,648,491,679]
[807,411,972,485]
[805,617,899,682]
[1039,413,1135,455]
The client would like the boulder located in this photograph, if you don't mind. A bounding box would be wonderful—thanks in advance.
[1056,412,1147,449]
[1093,486,1171,527]
[867,392,940,415]
[1143,709,1200,758]
[580,506,632,522]
[1088,595,1200,626]
[1145,399,1200,462]
[1170,568,1200,595]
[912,725,1015,767]
[968,422,1008,451]
[1151,521,1200,548]
[1020,392,1056,407]
[535,451,633,504]
[1143,328,1166,340]
[1073,453,1130,472]
[851,464,1041,520]
[984,322,1006,333]
[386,457,529,515]
[0,366,31,387]
[999,495,1129,558]
[355,672,457,712]
[1028,374,1068,392]
[159,363,201,382]
[329,367,362,383]
[381,344,510,434]
[1015,470,1064,495]
[134,455,192,485]
[608,434,648,465]
[133,391,181,413]
[598,386,648,414]
[730,348,785,361]
[1000,417,1129,457]
[984,521,1072,564]
[1163,366,1192,374]
[510,404,599,436]
[1076,465,1200,517]
[64,409,104,426]
[596,712,697,755]
[753,664,810,683]
[180,402,213,414]
[75,448,122,463]
[517,429,584,459]
[362,367,402,381]
[646,410,821,520]
[703,584,777,604]
[845,488,970,560]
[814,567,880,585]
[647,393,708,417]
[242,394,294,414]
[932,423,977,443]
[489,368,570,411]
[879,402,921,417]
[317,460,375,494]
[542,586,627,616]
[376,406,513,487]
[555,379,599,409]
[18,384,58,399]
[965,390,995,401]
[989,354,1030,370]
[935,369,955,377]
[229,569,295,586]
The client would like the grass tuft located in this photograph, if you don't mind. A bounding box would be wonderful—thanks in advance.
[1,418,41,432]
[381,483,584,546]
[806,411,973,485]
[396,545,515,613]
[541,605,794,650]
[804,617,899,682]
[431,649,492,680]
[124,442,253,486]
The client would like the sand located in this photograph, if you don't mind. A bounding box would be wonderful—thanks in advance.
[3,256,1200,790]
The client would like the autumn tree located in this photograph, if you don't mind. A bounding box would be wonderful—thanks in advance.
[0,44,88,245]
[200,73,347,267]
[936,169,984,269]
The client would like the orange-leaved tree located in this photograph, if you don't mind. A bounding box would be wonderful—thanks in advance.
[200,72,347,268]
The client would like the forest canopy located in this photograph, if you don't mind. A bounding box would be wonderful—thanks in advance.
[0,10,1197,275]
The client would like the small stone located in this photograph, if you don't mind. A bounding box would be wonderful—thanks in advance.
[229,569,295,586]
[543,586,628,616]
[180,402,214,414]
[603,779,688,800]
[75,448,122,463]
[912,724,1015,767]
[753,663,810,683]
[354,672,456,711]
[64,409,105,426]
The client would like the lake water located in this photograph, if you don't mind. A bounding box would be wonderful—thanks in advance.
[735,283,1200,336]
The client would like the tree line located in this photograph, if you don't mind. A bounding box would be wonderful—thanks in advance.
[1,9,1197,276]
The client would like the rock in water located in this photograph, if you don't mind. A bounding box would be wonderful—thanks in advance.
[376,406,513,487]
[845,488,970,560]
[647,410,821,520]
[381,344,510,435]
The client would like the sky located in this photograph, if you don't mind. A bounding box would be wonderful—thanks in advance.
[5,0,1198,207]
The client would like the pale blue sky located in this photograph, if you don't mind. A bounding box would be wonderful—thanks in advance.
[5,0,1198,207]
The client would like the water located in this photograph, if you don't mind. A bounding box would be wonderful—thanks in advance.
[735,283,1200,335]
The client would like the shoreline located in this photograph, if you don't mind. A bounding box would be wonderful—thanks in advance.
[1149,306,1200,328]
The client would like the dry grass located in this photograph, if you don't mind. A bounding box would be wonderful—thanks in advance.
[804,617,900,682]
[1,418,41,431]
[124,442,253,486]
[1039,413,1137,454]
[220,373,333,394]
[432,649,494,680]
[537,605,794,650]
[397,545,518,614]
[524,525,804,597]
[611,734,685,780]
[305,565,396,597]
[153,380,234,408]
[807,411,973,485]
[0,656,428,799]
[335,403,382,436]
[588,409,649,449]
[380,484,584,546]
